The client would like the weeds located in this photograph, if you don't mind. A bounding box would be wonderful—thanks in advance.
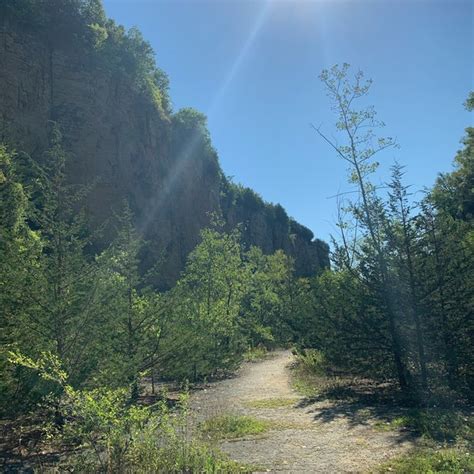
[374,409,473,443]
[199,414,270,440]
[379,448,473,473]
[8,351,251,473]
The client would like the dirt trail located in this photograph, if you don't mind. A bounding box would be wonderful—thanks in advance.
[191,350,413,473]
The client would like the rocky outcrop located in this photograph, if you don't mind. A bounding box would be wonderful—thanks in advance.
[0,13,328,288]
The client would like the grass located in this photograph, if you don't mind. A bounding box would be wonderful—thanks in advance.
[376,407,474,472]
[62,440,254,473]
[199,413,313,441]
[373,409,474,443]
[290,351,323,397]
[199,414,270,440]
[291,371,320,398]
[374,417,408,432]
[379,448,474,473]
[244,397,298,409]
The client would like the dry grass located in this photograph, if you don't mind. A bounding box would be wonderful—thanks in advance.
[244,397,299,409]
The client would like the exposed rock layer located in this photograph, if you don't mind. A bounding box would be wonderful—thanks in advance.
[0,17,329,288]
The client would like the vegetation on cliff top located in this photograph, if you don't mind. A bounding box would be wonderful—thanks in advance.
[1,0,326,283]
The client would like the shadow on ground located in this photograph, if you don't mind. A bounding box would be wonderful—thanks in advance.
[295,379,424,444]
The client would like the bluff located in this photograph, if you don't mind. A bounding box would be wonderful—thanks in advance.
[0,2,329,288]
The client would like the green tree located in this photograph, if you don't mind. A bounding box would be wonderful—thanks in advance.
[0,145,43,413]
[314,64,410,390]
[240,247,284,348]
[386,163,428,389]
[163,221,246,380]
[95,201,163,396]
[308,269,393,376]
[31,125,101,384]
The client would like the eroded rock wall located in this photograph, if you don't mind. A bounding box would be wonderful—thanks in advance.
[0,17,328,288]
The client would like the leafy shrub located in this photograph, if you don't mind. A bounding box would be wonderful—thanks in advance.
[9,351,248,473]
[290,348,351,398]
[295,349,328,376]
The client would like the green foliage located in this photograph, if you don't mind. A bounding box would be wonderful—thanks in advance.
[0,145,28,233]
[464,91,474,111]
[290,348,349,398]
[1,0,171,116]
[0,132,164,413]
[13,125,109,393]
[0,14,470,466]
[389,410,473,444]
[307,68,474,400]
[0,134,99,412]
[9,351,248,473]
[379,449,474,474]
[0,127,305,420]
[93,201,163,391]
[241,247,304,346]
[160,223,247,380]
[294,349,327,377]
[243,345,268,362]
[1,0,106,46]
[431,126,474,221]
[171,108,219,175]
[236,186,266,213]
[302,269,395,378]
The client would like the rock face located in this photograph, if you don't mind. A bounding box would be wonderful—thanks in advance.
[0,14,328,288]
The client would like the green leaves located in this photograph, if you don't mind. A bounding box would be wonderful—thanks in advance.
[8,351,68,387]
[311,68,474,397]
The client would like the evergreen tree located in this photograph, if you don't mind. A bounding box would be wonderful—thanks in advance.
[95,201,163,396]
[314,64,410,391]
[0,145,43,413]
[386,163,428,389]
[30,125,100,385]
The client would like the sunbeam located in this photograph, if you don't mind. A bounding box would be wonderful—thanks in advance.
[139,2,272,239]
[206,0,272,119]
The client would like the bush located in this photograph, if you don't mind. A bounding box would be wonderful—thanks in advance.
[295,349,327,376]
[9,351,249,473]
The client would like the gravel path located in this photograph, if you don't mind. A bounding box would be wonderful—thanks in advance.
[191,350,414,473]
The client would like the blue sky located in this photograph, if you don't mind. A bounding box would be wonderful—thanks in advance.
[103,0,473,242]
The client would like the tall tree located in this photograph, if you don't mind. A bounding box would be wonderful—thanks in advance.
[314,64,410,390]
[163,220,246,380]
[386,163,428,389]
[28,124,100,385]
[95,201,163,396]
[0,145,44,413]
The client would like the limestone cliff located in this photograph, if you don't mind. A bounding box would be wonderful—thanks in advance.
[0,5,328,288]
